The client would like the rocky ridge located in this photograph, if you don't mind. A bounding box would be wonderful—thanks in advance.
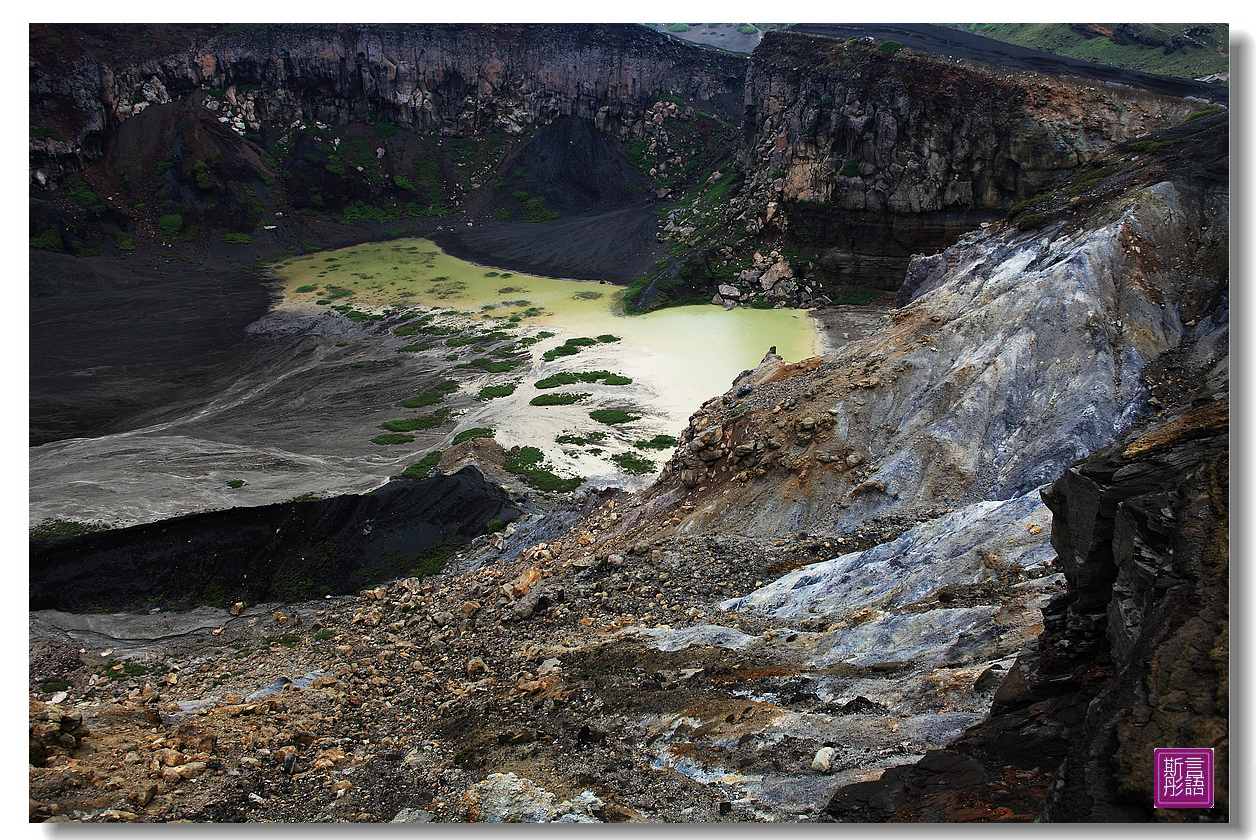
[29,110,1227,822]
[636,117,1227,541]
[30,23,744,186]
[823,398,1228,822]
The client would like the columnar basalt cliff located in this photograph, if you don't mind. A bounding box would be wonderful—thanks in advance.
[30,23,745,185]
[734,32,1203,288]
[745,32,1200,213]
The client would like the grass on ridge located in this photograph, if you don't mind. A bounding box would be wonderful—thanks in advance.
[452,428,494,445]
[402,450,443,479]
[503,446,583,493]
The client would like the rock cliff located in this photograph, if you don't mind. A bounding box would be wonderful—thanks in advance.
[31,23,1221,314]
[731,32,1205,289]
[745,31,1200,214]
[640,111,1227,541]
[30,23,744,185]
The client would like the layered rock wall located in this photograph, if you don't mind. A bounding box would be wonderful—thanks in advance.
[739,32,1201,241]
[30,23,745,183]
[1036,401,1229,820]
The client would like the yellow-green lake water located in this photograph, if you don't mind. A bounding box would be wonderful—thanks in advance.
[273,239,819,484]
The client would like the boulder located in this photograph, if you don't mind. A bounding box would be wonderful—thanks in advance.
[461,772,603,823]
[759,259,794,292]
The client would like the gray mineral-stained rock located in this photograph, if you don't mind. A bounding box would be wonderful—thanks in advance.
[631,623,763,652]
[814,606,1001,668]
[390,808,433,823]
[672,179,1225,540]
[722,492,1052,619]
[461,772,558,822]
[460,772,602,823]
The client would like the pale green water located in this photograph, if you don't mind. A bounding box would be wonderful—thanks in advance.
[273,239,819,484]
[274,239,816,394]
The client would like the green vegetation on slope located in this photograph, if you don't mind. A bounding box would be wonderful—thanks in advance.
[401,450,443,478]
[957,23,1228,80]
[503,446,583,492]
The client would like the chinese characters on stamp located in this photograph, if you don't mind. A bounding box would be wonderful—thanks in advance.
[1154,748,1213,809]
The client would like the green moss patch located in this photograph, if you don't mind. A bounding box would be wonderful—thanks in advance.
[530,392,591,406]
[634,434,679,451]
[477,382,518,401]
[541,336,603,361]
[612,451,656,475]
[402,392,445,408]
[534,370,633,389]
[590,409,639,425]
[503,446,583,492]
[371,433,415,445]
[452,427,494,445]
[464,358,524,373]
[30,518,112,542]
[402,450,443,479]
[380,409,451,432]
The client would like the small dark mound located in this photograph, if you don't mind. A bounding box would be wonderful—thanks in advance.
[494,115,651,216]
[440,116,664,281]
[29,468,521,612]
